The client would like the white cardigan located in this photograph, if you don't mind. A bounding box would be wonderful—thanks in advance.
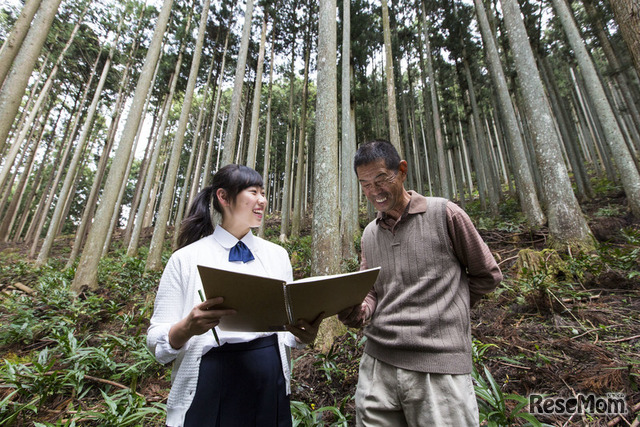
[147,227,301,427]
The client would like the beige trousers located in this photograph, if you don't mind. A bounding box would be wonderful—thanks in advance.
[355,353,479,427]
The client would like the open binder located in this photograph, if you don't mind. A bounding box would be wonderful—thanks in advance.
[197,265,381,332]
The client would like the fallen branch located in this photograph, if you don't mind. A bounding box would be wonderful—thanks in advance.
[9,282,35,295]
[569,324,623,340]
[83,375,144,398]
[496,360,530,370]
[601,334,640,344]
[498,255,520,267]
[607,401,640,427]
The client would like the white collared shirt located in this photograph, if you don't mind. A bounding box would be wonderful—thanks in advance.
[147,226,300,427]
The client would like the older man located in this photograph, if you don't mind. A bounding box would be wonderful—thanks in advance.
[340,139,502,426]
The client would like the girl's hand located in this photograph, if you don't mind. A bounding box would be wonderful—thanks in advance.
[187,297,236,335]
[169,297,236,349]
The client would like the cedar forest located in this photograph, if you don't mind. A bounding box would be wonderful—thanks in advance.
[0,0,639,425]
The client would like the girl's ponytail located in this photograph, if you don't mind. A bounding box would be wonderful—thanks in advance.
[176,186,215,249]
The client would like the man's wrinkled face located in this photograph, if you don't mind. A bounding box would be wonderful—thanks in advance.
[356,159,407,219]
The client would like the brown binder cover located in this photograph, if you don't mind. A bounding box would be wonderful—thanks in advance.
[197,266,381,332]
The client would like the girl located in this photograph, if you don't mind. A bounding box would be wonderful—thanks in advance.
[147,164,320,427]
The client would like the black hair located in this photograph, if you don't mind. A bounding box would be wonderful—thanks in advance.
[353,139,401,175]
[177,164,264,249]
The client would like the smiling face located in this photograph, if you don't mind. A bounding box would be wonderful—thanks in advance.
[219,185,266,239]
[356,159,410,220]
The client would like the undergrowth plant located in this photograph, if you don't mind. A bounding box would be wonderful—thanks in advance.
[291,397,351,426]
[472,340,549,427]
[0,253,167,426]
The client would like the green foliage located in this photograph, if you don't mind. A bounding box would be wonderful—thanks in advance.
[566,227,640,280]
[277,235,313,278]
[595,205,624,218]
[466,197,528,233]
[82,388,165,426]
[472,341,550,427]
[312,330,365,383]
[291,398,351,427]
[0,253,168,425]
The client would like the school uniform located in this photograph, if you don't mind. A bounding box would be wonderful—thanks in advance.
[147,226,302,427]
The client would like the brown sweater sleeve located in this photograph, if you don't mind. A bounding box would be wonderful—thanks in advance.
[446,202,502,306]
[360,238,378,321]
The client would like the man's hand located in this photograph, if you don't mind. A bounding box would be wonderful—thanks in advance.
[338,303,367,328]
[286,312,324,345]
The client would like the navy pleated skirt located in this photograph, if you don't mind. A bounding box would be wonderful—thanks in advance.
[183,334,292,427]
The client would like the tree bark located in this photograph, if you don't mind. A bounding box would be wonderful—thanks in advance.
[381,0,402,156]
[258,28,277,239]
[146,1,209,270]
[72,0,175,291]
[291,27,311,239]
[552,0,640,217]
[203,30,230,186]
[279,43,296,242]
[500,0,593,249]
[0,0,42,88]
[473,0,545,227]
[0,0,62,151]
[420,4,449,198]
[246,14,268,169]
[221,0,254,167]
[340,0,357,260]
[610,0,640,76]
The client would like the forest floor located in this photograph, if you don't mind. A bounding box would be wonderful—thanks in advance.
[1,187,639,426]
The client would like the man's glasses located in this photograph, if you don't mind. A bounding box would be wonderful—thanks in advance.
[360,172,398,192]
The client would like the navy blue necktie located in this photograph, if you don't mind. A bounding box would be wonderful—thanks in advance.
[229,241,254,263]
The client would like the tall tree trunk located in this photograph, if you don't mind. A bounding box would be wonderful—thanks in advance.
[246,14,268,169]
[146,0,209,271]
[202,30,230,186]
[552,0,640,217]
[539,56,593,202]
[124,106,158,246]
[340,0,357,260]
[186,47,218,206]
[279,44,296,242]
[381,0,402,156]
[0,0,42,88]
[312,0,340,272]
[0,0,63,150]
[66,48,138,266]
[291,30,311,239]
[258,28,277,238]
[12,129,55,242]
[582,0,640,138]
[72,0,174,291]
[473,0,545,227]
[313,0,342,351]
[610,0,640,75]
[221,0,254,167]
[461,56,498,214]
[500,0,593,249]
[35,37,112,266]
[0,3,87,193]
[0,120,45,240]
[421,3,449,198]
[127,78,176,257]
